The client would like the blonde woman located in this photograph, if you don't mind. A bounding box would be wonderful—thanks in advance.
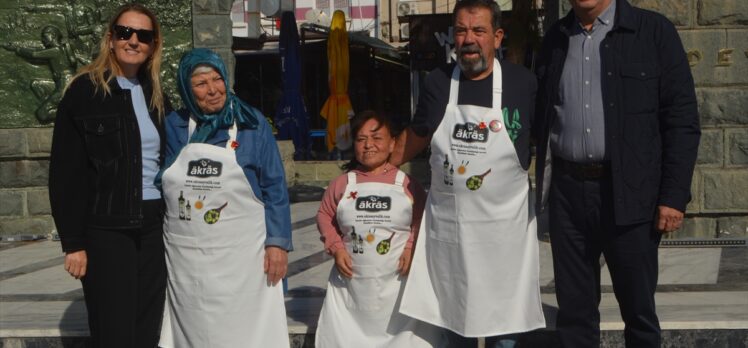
[48,4,170,347]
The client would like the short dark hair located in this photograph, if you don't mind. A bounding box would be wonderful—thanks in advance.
[452,0,502,31]
[341,110,398,172]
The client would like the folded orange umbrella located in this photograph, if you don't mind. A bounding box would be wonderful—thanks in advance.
[320,10,354,151]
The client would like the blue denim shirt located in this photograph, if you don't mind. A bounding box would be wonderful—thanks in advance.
[164,109,293,250]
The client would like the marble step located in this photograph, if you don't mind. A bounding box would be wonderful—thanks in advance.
[2,329,747,348]
[2,200,746,348]
[2,291,747,347]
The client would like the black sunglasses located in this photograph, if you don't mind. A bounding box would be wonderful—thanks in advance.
[112,25,155,44]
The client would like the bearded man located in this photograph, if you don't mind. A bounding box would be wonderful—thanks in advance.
[392,1,545,347]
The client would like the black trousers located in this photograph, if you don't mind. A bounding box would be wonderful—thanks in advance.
[81,200,166,348]
[549,166,661,348]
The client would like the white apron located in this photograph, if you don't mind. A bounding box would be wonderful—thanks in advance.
[159,121,289,347]
[399,60,545,337]
[316,170,444,348]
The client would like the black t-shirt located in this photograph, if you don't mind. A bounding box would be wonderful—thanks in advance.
[411,61,536,170]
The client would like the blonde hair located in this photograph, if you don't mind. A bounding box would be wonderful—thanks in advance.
[69,4,165,118]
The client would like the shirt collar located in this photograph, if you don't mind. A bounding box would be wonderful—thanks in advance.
[575,0,616,33]
[597,0,616,27]
[116,76,140,89]
[562,0,619,35]
[353,163,395,177]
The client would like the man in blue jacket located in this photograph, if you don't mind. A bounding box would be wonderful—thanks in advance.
[534,0,700,347]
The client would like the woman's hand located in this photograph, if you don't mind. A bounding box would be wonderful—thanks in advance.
[397,247,414,276]
[333,249,353,278]
[264,246,288,286]
[64,250,87,279]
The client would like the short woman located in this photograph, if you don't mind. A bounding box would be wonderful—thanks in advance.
[49,4,168,347]
[158,48,291,347]
[315,110,443,347]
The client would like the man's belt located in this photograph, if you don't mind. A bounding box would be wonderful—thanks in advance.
[554,157,609,180]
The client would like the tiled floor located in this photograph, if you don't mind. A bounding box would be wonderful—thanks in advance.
[0,201,746,339]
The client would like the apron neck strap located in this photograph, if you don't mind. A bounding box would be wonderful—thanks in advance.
[347,171,357,185]
[448,59,503,108]
[188,116,238,151]
[491,59,502,109]
[347,170,403,186]
[448,67,460,105]
[394,170,405,187]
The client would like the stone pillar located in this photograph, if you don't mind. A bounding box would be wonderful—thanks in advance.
[0,129,55,237]
[277,140,297,186]
[192,0,236,86]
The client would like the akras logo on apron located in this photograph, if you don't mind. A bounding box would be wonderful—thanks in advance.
[355,196,392,212]
[187,159,223,178]
[452,122,489,143]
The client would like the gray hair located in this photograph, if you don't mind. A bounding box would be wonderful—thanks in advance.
[453,0,502,31]
[191,64,217,76]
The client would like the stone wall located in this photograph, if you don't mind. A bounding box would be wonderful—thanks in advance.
[562,0,748,239]
[645,0,748,239]
[0,0,205,238]
[293,160,431,188]
[0,128,55,237]
[192,0,235,86]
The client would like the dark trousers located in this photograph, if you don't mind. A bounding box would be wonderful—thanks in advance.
[81,200,166,348]
[549,166,661,348]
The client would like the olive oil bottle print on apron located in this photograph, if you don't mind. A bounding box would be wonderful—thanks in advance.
[400,59,545,337]
[316,171,443,348]
[159,121,289,347]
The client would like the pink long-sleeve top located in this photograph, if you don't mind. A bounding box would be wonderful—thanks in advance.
[316,164,427,255]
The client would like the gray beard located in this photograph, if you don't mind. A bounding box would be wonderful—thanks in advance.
[457,52,488,77]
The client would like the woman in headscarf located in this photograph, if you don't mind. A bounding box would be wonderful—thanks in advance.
[49,4,168,347]
[158,48,292,347]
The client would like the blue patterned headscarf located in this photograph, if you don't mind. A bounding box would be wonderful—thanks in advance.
[177,48,259,143]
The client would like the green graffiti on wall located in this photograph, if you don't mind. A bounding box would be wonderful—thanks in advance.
[0,0,192,127]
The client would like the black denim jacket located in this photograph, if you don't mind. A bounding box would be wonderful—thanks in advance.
[534,0,700,225]
[49,72,168,252]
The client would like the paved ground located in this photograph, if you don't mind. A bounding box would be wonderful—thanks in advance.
[1,201,747,343]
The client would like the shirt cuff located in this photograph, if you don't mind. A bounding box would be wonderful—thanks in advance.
[265,237,292,251]
[658,191,690,214]
[60,238,86,254]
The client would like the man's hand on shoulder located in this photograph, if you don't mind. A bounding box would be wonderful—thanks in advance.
[390,128,430,167]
